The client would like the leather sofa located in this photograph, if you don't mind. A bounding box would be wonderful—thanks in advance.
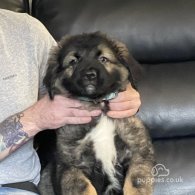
[1,0,195,194]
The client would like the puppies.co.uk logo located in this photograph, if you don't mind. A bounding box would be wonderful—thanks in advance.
[137,163,183,185]
[151,163,170,177]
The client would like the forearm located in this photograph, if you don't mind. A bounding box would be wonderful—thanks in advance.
[0,112,39,161]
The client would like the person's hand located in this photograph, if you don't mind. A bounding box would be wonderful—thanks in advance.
[0,94,101,160]
[107,84,141,118]
[22,94,101,136]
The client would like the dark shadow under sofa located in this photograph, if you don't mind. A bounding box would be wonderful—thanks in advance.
[1,0,195,194]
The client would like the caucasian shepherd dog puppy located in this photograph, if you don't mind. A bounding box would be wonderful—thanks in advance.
[38,32,155,195]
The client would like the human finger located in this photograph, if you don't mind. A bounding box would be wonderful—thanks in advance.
[53,95,82,107]
[63,117,92,124]
[109,85,139,103]
[66,109,101,117]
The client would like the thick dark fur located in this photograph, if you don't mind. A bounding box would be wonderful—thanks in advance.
[38,32,155,195]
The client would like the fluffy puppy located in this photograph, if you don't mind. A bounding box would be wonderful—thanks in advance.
[38,32,155,195]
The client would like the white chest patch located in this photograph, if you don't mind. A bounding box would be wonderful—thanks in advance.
[85,115,120,190]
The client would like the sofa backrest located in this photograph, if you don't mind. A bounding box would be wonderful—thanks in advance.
[32,0,195,64]
[1,0,195,139]
[31,0,195,139]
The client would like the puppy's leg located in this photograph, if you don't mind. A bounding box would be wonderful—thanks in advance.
[83,177,97,195]
[123,176,138,195]
[60,167,97,195]
[123,173,138,195]
[116,117,155,195]
[39,163,55,195]
[123,158,154,195]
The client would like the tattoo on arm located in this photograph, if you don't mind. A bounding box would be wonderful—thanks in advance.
[0,113,29,154]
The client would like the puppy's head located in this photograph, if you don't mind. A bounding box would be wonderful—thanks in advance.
[44,32,141,100]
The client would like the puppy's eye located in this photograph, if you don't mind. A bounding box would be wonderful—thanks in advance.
[99,56,109,63]
[63,56,78,67]
[70,58,78,65]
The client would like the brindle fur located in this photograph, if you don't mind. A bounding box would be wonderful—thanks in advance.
[38,32,155,195]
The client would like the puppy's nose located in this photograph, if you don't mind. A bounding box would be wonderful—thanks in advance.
[84,69,97,80]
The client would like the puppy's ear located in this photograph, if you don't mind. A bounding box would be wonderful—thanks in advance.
[44,35,73,99]
[112,40,143,89]
[43,45,60,100]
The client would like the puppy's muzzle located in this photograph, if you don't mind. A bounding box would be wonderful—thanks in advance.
[84,69,97,81]
[82,68,98,95]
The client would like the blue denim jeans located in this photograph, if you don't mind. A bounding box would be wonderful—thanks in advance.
[0,187,39,195]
